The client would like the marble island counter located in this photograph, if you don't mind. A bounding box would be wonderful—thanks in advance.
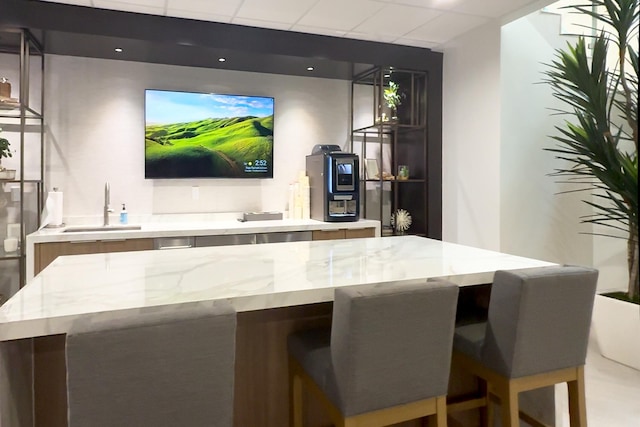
[0,235,560,427]
[2,235,555,342]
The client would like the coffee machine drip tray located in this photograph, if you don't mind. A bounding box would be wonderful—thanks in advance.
[328,199,357,216]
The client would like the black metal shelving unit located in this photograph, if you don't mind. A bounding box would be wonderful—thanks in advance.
[0,28,45,304]
[351,66,428,237]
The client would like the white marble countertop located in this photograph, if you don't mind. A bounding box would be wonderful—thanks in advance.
[1,236,555,341]
[25,217,381,280]
[27,218,381,243]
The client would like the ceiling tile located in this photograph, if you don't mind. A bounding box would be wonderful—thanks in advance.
[453,0,535,18]
[235,0,318,24]
[352,4,441,39]
[166,0,243,16]
[297,0,385,31]
[34,0,541,49]
[405,11,488,43]
[92,0,164,15]
[394,0,467,11]
[231,17,293,31]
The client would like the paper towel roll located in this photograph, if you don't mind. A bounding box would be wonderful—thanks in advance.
[40,190,64,228]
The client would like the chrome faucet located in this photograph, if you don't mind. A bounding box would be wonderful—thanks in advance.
[104,182,114,226]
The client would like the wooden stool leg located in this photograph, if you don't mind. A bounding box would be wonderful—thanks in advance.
[481,380,493,427]
[500,387,519,427]
[290,361,304,427]
[435,396,447,427]
[568,366,587,427]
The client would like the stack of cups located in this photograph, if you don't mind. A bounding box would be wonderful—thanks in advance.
[299,172,310,220]
[288,172,311,220]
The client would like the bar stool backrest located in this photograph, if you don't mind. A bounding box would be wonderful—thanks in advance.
[330,280,459,416]
[481,265,598,378]
[66,300,237,427]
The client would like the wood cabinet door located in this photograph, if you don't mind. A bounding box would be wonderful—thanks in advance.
[35,241,101,275]
[344,228,376,239]
[34,239,154,276]
[312,230,346,240]
[100,238,153,253]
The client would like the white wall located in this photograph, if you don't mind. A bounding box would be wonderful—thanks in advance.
[500,10,627,291]
[500,11,592,264]
[441,22,502,250]
[441,7,627,291]
[44,55,350,221]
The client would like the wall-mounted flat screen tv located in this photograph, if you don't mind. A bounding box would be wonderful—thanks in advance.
[145,89,274,178]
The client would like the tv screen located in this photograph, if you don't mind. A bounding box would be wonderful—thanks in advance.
[145,89,274,178]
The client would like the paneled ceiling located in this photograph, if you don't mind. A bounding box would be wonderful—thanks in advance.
[40,0,554,50]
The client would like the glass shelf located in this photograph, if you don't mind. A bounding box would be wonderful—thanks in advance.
[0,104,44,119]
[0,250,21,261]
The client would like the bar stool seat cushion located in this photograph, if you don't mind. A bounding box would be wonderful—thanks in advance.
[453,322,485,360]
[288,328,340,407]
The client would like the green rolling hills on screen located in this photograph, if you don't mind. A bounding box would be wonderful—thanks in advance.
[145,115,273,178]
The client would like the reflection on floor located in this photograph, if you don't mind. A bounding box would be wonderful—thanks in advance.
[556,335,640,426]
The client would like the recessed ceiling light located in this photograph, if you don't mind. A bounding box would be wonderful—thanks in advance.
[218,57,226,62]
[307,66,314,71]
[114,47,123,53]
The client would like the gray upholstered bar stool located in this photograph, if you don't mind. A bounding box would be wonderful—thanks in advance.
[288,279,459,427]
[449,265,598,427]
[65,300,236,427]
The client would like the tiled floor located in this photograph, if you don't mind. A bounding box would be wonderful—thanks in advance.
[556,337,640,426]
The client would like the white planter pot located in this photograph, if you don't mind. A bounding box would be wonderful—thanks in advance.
[591,294,640,371]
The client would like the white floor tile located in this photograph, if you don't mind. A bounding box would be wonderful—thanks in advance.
[556,340,640,427]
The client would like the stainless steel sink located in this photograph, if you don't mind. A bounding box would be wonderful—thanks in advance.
[62,225,142,233]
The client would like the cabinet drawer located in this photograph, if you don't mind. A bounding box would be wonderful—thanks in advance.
[34,238,153,276]
[154,237,194,250]
[345,228,376,239]
[195,234,256,247]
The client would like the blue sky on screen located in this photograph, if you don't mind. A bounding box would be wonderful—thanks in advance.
[145,90,274,125]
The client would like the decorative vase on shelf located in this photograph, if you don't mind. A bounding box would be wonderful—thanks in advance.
[390,208,412,236]
[0,78,11,98]
[383,81,402,123]
[0,168,16,180]
[0,128,15,180]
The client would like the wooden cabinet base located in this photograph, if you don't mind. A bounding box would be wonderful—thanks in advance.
[312,227,376,241]
[34,239,154,275]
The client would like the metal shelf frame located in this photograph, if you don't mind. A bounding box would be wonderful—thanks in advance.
[0,27,45,296]
[350,66,428,236]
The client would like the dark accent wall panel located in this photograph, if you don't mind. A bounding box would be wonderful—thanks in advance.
[0,0,444,239]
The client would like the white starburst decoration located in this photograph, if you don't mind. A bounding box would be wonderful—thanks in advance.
[390,208,412,234]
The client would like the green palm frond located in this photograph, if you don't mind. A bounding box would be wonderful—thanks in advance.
[542,0,639,298]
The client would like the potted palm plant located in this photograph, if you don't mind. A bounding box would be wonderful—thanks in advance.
[543,0,638,369]
[0,127,15,180]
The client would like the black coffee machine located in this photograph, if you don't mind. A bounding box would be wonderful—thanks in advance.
[306,145,359,222]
